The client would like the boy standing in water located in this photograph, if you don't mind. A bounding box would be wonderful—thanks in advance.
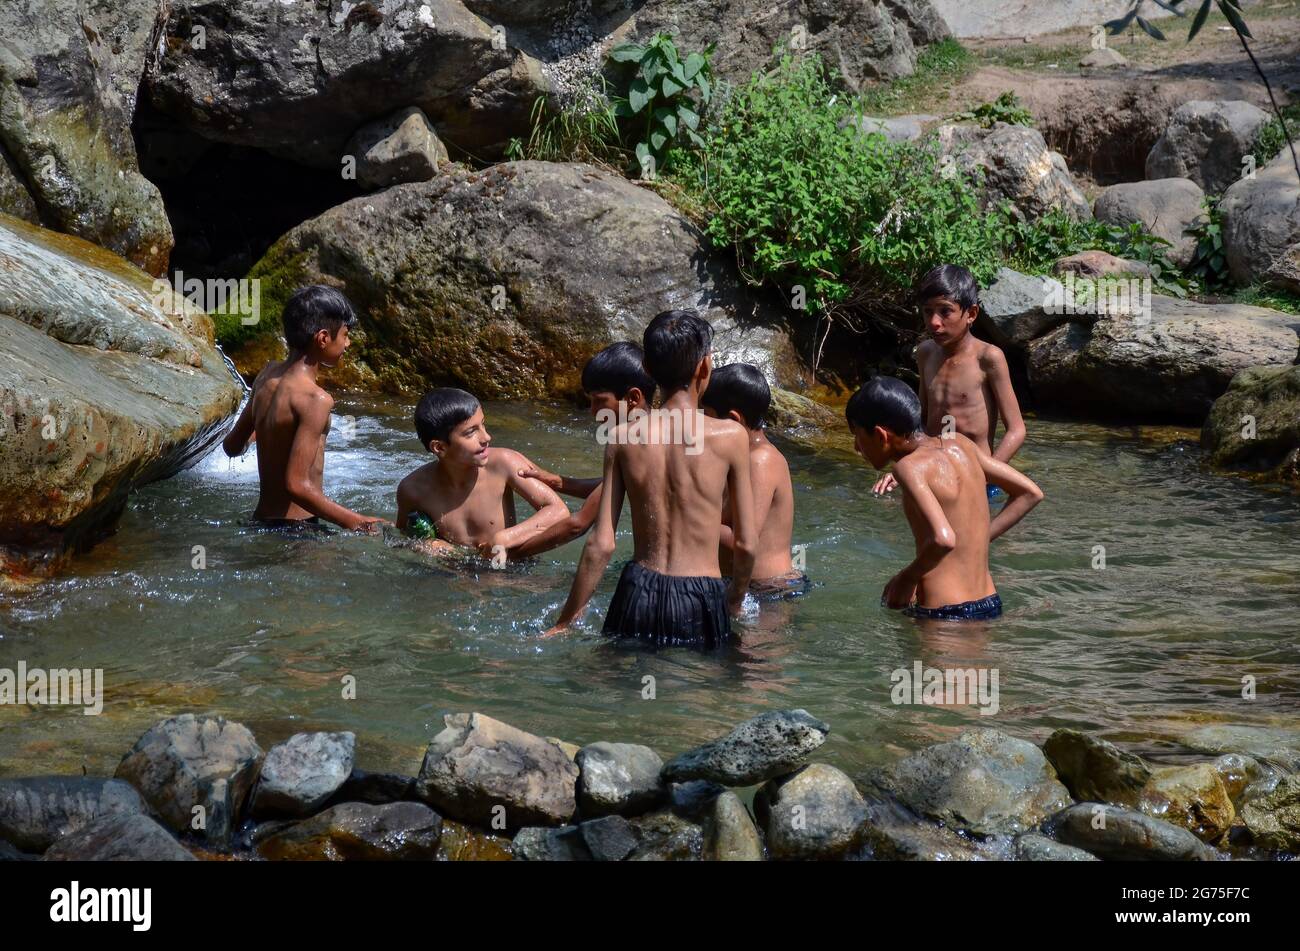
[848,376,1042,620]
[875,265,1026,498]
[222,285,385,531]
[511,342,656,558]
[545,310,758,648]
[699,363,807,599]
[395,388,568,560]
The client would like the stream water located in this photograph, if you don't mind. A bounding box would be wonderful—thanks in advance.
[2,396,1298,781]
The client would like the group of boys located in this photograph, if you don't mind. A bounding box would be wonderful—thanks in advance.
[223,264,1043,648]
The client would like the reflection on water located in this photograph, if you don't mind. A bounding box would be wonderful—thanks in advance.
[2,396,1298,780]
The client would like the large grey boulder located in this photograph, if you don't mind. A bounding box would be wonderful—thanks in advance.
[1202,365,1300,484]
[871,729,1071,837]
[257,801,443,860]
[0,215,243,578]
[1093,178,1206,269]
[1042,729,1152,808]
[147,0,548,164]
[1049,803,1221,860]
[754,763,867,860]
[43,813,196,862]
[1146,100,1272,196]
[0,777,148,853]
[976,267,1068,349]
[346,107,449,191]
[1027,295,1299,421]
[1220,142,1300,286]
[230,161,800,398]
[415,712,579,828]
[114,715,264,849]
[0,0,173,274]
[935,122,1091,221]
[661,709,830,787]
[250,732,356,819]
[575,742,664,818]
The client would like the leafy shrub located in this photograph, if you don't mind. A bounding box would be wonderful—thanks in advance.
[1185,198,1230,290]
[505,84,626,167]
[1252,102,1300,167]
[608,34,714,174]
[949,91,1034,128]
[679,55,1006,313]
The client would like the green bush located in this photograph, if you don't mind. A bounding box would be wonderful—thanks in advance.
[1251,102,1300,167]
[679,55,1007,313]
[949,91,1034,128]
[608,34,714,174]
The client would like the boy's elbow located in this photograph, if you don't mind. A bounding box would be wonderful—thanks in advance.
[933,527,957,552]
[1028,483,1045,505]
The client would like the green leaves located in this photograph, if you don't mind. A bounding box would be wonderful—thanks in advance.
[606,32,714,173]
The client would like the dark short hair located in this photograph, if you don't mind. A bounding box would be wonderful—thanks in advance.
[643,309,713,393]
[282,285,358,351]
[414,387,481,447]
[915,264,979,312]
[701,363,770,429]
[845,377,923,437]
[582,341,656,403]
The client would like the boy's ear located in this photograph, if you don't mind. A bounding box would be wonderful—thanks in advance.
[695,353,713,389]
[965,304,979,324]
[625,387,646,411]
[428,438,444,456]
[728,409,746,427]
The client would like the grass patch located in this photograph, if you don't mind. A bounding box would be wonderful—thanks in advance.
[1235,285,1300,315]
[857,39,975,116]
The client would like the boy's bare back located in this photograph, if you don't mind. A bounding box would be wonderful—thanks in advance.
[894,433,996,608]
[248,361,333,522]
[614,412,751,578]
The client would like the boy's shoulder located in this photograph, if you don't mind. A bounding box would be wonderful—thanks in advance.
[397,460,438,494]
[974,338,1009,371]
[484,445,528,472]
[751,437,790,471]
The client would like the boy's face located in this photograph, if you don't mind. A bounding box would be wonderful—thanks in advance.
[587,390,619,419]
[851,423,889,469]
[922,295,976,347]
[437,407,491,467]
[316,323,352,367]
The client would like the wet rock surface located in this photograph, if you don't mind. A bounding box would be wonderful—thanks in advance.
[42,812,196,862]
[0,776,148,853]
[661,709,831,787]
[575,742,664,818]
[755,763,867,860]
[1049,803,1221,861]
[251,732,356,819]
[1043,729,1151,808]
[257,801,443,861]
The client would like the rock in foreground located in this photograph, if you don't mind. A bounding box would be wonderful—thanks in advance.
[251,732,356,819]
[661,709,831,787]
[1043,729,1151,808]
[0,776,148,853]
[1202,365,1300,485]
[575,742,664,818]
[257,801,443,861]
[755,764,866,860]
[1050,803,1220,860]
[415,712,578,829]
[43,813,196,862]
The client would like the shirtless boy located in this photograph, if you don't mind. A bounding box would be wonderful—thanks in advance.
[395,387,568,560]
[511,342,655,558]
[546,310,757,648]
[700,363,806,599]
[876,265,1026,497]
[847,376,1043,621]
[222,285,384,531]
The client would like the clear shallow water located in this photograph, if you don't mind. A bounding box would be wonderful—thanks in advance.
[2,396,1298,782]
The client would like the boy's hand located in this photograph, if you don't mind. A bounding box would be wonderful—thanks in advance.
[349,515,388,533]
[881,569,917,610]
[517,464,562,492]
[873,472,898,495]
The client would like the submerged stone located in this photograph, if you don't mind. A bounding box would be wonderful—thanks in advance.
[43,813,195,862]
[1240,775,1300,853]
[256,801,442,861]
[1043,729,1151,807]
[1139,763,1235,843]
[661,709,831,787]
[872,729,1071,837]
[0,776,148,853]
[1049,803,1220,861]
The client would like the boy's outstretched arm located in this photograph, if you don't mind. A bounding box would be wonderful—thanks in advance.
[723,425,757,613]
[883,459,956,608]
[517,463,601,500]
[983,346,1026,463]
[546,443,623,635]
[490,451,569,553]
[510,487,602,559]
[976,445,1043,541]
[286,394,382,531]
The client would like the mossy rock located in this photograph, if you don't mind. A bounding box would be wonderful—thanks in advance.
[1201,364,1300,485]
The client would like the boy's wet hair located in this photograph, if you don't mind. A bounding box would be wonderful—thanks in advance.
[846,376,923,437]
[915,264,980,312]
[282,285,358,351]
[414,387,481,448]
[643,309,714,393]
[582,341,656,403]
[701,363,770,429]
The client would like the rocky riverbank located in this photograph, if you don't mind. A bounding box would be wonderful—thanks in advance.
[2,710,1297,861]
